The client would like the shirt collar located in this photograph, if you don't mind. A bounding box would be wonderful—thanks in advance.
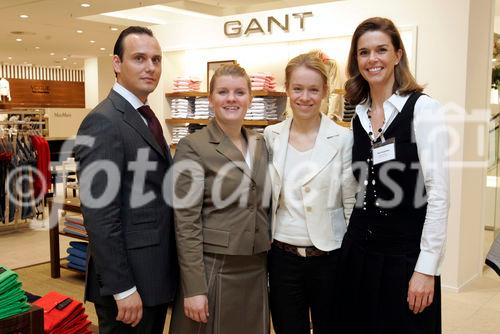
[355,91,407,117]
[112,82,147,110]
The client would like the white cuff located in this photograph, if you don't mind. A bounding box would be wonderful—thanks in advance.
[414,251,441,276]
[113,286,137,300]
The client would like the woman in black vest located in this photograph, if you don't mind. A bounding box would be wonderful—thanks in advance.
[337,17,449,333]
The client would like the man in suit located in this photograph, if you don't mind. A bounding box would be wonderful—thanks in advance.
[75,26,178,333]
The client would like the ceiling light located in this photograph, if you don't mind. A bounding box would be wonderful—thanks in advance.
[16,38,22,42]
[63,57,67,61]
[81,3,91,8]
[8,57,12,60]
[35,46,40,49]
[76,30,83,34]
[19,14,29,19]
[100,47,106,51]
[50,52,55,56]
[110,27,118,31]
[90,40,95,43]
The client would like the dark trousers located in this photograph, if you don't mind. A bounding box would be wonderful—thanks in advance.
[94,302,168,334]
[268,243,340,334]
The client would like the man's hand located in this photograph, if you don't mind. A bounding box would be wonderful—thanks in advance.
[407,271,435,314]
[184,295,209,323]
[116,291,143,327]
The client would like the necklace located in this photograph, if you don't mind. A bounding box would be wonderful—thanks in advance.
[367,109,385,143]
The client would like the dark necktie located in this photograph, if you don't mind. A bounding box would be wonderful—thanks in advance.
[137,105,167,154]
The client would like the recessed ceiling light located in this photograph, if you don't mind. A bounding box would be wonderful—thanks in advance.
[50,52,55,56]
[16,38,22,42]
[100,47,106,51]
[73,62,77,65]
[35,46,40,49]
[110,27,118,31]
[63,57,67,61]
[90,40,95,43]
[81,3,91,7]
[19,14,29,19]
[8,57,12,60]
[76,30,83,34]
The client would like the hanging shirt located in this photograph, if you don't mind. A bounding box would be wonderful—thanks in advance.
[0,78,11,101]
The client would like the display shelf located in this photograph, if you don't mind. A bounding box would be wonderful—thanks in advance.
[59,230,88,242]
[60,261,85,275]
[165,90,287,98]
[165,118,280,126]
[48,197,85,278]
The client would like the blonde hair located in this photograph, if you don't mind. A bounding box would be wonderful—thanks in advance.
[345,17,423,105]
[209,64,251,95]
[285,52,328,89]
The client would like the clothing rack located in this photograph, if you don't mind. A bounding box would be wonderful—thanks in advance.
[0,108,46,135]
[0,125,42,232]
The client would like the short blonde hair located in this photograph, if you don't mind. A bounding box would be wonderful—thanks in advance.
[209,64,252,95]
[285,52,328,89]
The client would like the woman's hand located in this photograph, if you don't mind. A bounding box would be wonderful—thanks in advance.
[407,271,435,314]
[184,295,209,323]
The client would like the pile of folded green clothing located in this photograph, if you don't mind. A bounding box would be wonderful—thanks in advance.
[0,265,30,319]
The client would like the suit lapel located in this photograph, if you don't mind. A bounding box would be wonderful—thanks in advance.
[271,118,291,181]
[247,130,265,183]
[301,114,339,185]
[209,120,253,180]
[109,90,167,160]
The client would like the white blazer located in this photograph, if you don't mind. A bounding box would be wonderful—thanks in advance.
[263,114,358,251]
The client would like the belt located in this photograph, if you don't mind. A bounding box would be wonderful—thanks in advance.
[273,240,329,257]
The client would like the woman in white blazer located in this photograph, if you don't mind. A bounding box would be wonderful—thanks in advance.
[264,52,357,334]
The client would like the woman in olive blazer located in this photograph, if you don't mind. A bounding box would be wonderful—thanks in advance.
[169,64,270,334]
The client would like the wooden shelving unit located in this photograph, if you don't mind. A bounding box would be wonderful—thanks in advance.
[165,90,287,98]
[165,118,281,126]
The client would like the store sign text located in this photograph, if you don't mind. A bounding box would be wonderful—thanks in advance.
[224,12,313,37]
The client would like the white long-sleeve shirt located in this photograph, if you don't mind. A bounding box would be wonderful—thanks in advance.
[355,92,449,276]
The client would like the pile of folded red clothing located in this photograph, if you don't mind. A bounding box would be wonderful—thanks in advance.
[172,77,201,92]
[33,291,92,334]
[249,73,277,92]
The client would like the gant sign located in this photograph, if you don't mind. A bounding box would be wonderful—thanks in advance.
[224,12,313,37]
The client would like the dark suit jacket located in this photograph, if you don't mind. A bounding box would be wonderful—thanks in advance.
[75,89,178,307]
[173,119,271,297]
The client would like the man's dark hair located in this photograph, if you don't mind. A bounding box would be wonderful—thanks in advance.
[113,26,154,60]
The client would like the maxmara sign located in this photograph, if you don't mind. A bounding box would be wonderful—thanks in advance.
[224,12,313,37]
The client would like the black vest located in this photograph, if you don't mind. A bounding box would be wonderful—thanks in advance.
[350,92,427,238]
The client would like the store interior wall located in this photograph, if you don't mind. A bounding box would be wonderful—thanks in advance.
[77,0,493,291]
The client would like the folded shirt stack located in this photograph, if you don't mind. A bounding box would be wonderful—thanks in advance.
[62,214,87,239]
[0,266,30,320]
[249,73,277,92]
[33,291,92,334]
[172,126,190,144]
[173,76,202,92]
[66,241,88,273]
[194,98,211,119]
[170,98,194,118]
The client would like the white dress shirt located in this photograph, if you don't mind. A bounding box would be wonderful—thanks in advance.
[113,82,148,126]
[355,93,449,276]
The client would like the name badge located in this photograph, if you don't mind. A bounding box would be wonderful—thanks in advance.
[372,137,396,165]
